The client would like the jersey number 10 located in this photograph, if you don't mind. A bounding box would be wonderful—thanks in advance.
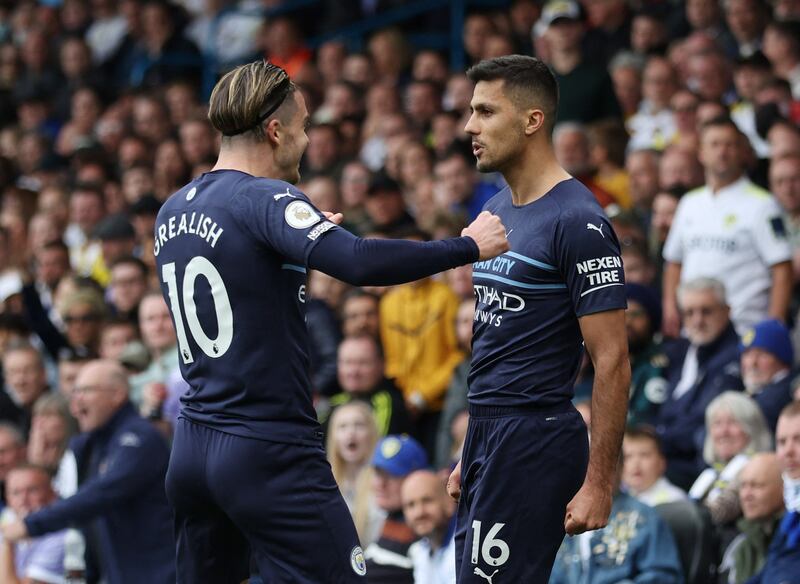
[162,257,234,364]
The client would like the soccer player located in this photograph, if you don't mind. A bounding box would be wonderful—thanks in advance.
[446,55,631,583]
[154,61,508,583]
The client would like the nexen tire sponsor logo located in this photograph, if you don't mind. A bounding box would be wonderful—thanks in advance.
[307,221,336,241]
[474,285,525,312]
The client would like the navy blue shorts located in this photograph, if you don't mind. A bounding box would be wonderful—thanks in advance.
[455,402,589,583]
[166,418,366,584]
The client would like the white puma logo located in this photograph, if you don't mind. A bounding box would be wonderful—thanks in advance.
[505,229,514,237]
[474,567,499,583]
[274,189,295,201]
[586,222,604,238]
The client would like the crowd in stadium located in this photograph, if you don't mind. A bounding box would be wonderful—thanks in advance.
[0,0,797,582]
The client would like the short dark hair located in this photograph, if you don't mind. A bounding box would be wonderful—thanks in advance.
[624,424,664,455]
[110,255,148,278]
[700,114,741,137]
[467,55,559,132]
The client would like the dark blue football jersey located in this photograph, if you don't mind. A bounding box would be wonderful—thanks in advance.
[469,178,627,407]
[154,170,341,445]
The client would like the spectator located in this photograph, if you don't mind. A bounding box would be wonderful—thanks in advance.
[650,189,683,270]
[690,391,772,525]
[731,53,773,160]
[402,470,456,584]
[327,401,383,546]
[663,117,793,336]
[719,453,785,584]
[364,173,415,235]
[0,423,26,508]
[538,0,621,124]
[433,148,499,221]
[724,0,770,58]
[380,232,464,454]
[341,290,380,339]
[622,241,658,286]
[770,154,800,281]
[740,319,794,430]
[365,435,428,584]
[58,289,106,356]
[587,118,632,209]
[609,51,644,120]
[553,122,616,209]
[550,479,684,583]
[747,402,800,582]
[622,425,687,506]
[627,56,679,151]
[659,146,704,192]
[27,393,78,499]
[97,318,138,362]
[625,148,661,225]
[657,277,743,489]
[323,335,411,438]
[0,343,49,436]
[129,292,178,409]
[64,184,105,278]
[0,464,66,584]
[91,214,137,288]
[107,256,148,324]
[435,298,474,470]
[762,20,800,99]
[625,284,669,425]
[0,359,175,584]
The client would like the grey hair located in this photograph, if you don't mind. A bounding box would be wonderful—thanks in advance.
[703,391,773,465]
[553,122,587,144]
[609,51,646,74]
[678,277,728,308]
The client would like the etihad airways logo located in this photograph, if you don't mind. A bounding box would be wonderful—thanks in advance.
[474,285,525,312]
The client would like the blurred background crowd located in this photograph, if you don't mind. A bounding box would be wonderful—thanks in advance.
[0,0,797,582]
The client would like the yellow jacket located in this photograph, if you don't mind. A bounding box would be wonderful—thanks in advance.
[379,279,463,411]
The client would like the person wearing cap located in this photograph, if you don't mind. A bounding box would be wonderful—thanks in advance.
[536,0,621,124]
[364,172,416,235]
[365,435,428,584]
[153,60,507,583]
[741,318,795,431]
[90,213,137,288]
[626,283,670,426]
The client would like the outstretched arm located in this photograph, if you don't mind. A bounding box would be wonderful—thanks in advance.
[308,211,508,286]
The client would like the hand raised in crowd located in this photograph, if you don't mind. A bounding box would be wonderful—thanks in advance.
[462,211,510,260]
[27,416,65,470]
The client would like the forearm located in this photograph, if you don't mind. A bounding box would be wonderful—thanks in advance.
[0,542,20,584]
[768,261,792,321]
[662,262,681,313]
[587,352,631,486]
[308,230,479,287]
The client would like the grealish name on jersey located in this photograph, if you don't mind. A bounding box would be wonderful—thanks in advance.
[154,211,224,256]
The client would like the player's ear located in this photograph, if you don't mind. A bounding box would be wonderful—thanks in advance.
[265,118,282,146]
[524,109,545,136]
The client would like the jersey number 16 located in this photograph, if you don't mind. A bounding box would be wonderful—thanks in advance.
[162,257,234,364]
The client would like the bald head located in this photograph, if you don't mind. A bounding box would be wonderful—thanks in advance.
[402,470,454,541]
[739,453,784,520]
[72,360,130,432]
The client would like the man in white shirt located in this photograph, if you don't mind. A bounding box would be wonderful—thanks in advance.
[662,116,792,336]
[402,470,456,584]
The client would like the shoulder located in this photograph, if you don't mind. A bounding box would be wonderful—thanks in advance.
[113,412,168,452]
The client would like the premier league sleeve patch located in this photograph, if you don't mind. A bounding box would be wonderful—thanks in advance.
[285,201,322,229]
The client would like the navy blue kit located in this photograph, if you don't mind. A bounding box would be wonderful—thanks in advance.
[154,169,479,583]
[456,179,627,583]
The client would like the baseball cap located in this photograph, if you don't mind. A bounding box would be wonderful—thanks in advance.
[372,435,428,477]
[92,214,135,241]
[538,0,582,29]
[367,172,402,197]
[740,319,794,366]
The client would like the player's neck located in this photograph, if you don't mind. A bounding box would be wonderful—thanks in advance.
[503,147,571,206]
[213,145,282,181]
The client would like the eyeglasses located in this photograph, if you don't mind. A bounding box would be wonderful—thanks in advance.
[64,313,100,324]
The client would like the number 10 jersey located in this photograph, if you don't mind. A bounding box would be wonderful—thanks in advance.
[154,169,340,445]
